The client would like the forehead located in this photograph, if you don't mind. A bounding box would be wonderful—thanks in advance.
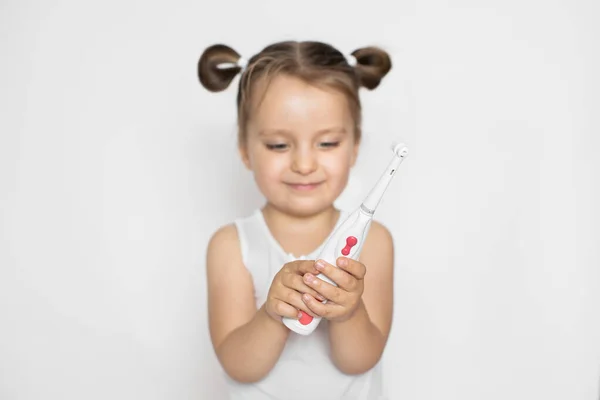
[247,74,353,136]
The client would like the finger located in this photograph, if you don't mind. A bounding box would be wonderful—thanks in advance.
[314,259,358,292]
[303,273,345,305]
[295,260,321,276]
[276,288,320,318]
[302,293,340,319]
[281,273,326,302]
[335,257,367,280]
[272,299,302,320]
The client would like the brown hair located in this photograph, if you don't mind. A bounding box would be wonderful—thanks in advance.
[197,41,392,147]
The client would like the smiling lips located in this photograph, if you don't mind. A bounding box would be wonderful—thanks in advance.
[287,182,323,191]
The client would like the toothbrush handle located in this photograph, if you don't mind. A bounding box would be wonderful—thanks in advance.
[282,210,373,335]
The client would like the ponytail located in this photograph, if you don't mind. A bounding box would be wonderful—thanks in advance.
[197,44,245,92]
[350,46,392,90]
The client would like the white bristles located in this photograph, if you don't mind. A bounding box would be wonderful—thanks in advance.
[391,142,409,158]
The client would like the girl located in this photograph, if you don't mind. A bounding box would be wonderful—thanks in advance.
[199,40,395,400]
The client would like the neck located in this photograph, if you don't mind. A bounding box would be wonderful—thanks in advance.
[261,203,340,238]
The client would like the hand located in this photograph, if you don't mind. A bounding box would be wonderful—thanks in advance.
[301,257,366,322]
[264,260,327,323]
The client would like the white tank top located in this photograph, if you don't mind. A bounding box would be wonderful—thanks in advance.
[225,208,384,400]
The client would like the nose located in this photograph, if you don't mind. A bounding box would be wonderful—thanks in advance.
[291,147,318,175]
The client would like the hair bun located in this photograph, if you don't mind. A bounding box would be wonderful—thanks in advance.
[198,44,244,92]
[351,46,392,90]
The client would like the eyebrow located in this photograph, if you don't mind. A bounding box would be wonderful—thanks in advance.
[258,127,348,137]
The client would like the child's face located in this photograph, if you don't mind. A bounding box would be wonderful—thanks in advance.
[240,74,359,217]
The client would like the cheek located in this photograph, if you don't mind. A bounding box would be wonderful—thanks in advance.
[321,152,353,179]
[251,152,288,182]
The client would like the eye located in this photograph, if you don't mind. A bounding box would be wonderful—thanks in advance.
[319,142,340,149]
[266,143,288,151]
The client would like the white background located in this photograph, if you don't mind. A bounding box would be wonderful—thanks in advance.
[1,0,599,399]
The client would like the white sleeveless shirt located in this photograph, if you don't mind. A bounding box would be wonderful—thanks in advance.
[225,208,385,400]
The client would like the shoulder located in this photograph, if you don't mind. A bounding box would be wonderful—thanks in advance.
[207,223,239,251]
[205,223,247,277]
[206,209,256,253]
[358,219,394,271]
[364,219,394,255]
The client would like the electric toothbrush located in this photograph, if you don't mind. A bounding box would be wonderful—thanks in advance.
[282,141,409,335]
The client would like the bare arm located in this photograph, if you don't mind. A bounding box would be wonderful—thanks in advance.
[328,221,395,374]
[206,224,289,383]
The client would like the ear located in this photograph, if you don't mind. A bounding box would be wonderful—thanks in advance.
[350,135,360,167]
[238,143,252,170]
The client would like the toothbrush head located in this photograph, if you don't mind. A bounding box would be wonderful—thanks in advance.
[391,142,409,158]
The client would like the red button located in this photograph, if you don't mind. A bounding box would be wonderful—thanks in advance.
[298,311,313,325]
[341,236,358,256]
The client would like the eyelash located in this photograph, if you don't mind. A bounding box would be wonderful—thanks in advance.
[266,142,340,151]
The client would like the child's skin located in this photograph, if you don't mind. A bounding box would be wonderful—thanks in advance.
[206,73,394,383]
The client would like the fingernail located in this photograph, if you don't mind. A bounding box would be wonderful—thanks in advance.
[316,294,325,301]
[303,294,311,302]
[297,311,303,319]
[338,257,348,267]
[315,260,325,270]
[304,274,314,283]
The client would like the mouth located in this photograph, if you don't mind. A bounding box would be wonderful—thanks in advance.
[286,182,323,191]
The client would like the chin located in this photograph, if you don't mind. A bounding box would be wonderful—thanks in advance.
[278,199,337,218]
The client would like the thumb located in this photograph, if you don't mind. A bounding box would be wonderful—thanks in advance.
[299,260,320,276]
